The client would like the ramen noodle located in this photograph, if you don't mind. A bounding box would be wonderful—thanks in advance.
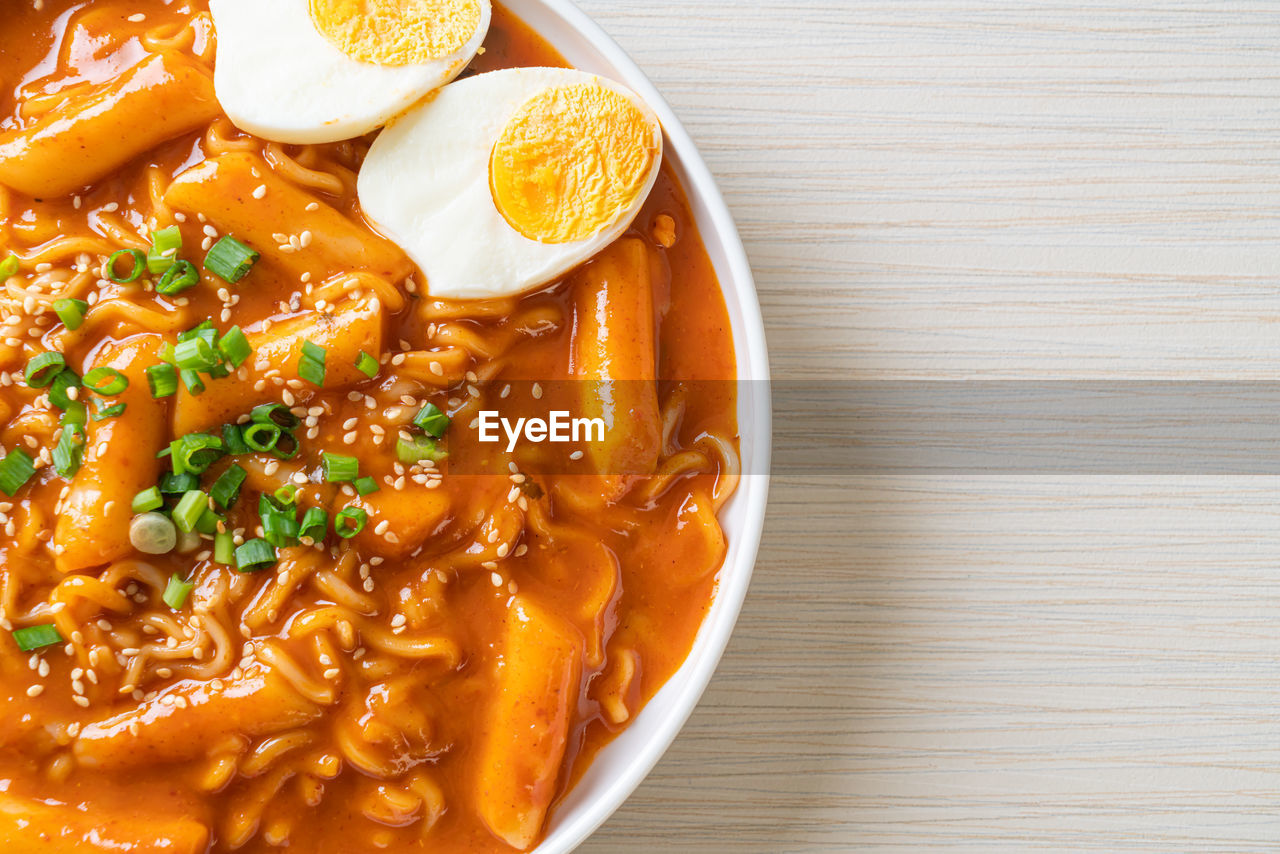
[0,2,738,851]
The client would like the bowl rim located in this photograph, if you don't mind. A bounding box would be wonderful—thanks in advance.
[494,1,774,852]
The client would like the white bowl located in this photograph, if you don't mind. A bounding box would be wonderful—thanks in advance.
[497,1,773,852]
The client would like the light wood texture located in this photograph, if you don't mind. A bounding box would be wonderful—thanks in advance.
[574,1,1280,851]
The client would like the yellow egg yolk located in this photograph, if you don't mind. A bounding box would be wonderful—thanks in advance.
[310,0,481,67]
[489,83,658,245]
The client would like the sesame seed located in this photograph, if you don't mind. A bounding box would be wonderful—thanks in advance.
[26,685,43,697]
[252,184,267,199]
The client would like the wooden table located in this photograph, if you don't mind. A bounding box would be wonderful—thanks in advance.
[574,1,1280,851]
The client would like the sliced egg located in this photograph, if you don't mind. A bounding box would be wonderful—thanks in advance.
[357,67,663,300]
[209,0,491,144]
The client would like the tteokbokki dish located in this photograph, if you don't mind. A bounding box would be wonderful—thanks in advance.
[0,1,738,851]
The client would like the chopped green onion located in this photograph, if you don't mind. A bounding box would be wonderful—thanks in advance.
[170,433,224,475]
[206,362,231,380]
[272,483,298,506]
[52,423,85,478]
[271,431,300,460]
[354,476,379,496]
[147,225,183,275]
[234,538,276,572]
[0,448,35,497]
[262,509,300,548]
[132,486,164,513]
[412,403,450,438]
[298,507,328,542]
[178,320,215,344]
[0,254,18,283]
[156,259,199,296]
[106,248,146,283]
[298,340,326,387]
[172,490,208,533]
[90,400,127,421]
[241,421,281,452]
[130,511,176,555]
[214,531,234,565]
[12,624,62,651]
[322,452,357,482]
[146,363,178,398]
[204,236,259,283]
[160,471,199,494]
[210,464,246,509]
[48,369,81,410]
[218,326,251,368]
[354,350,379,379]
[174,336,218,372]
[179,368,205,395]
[221,423,249,455]
[53,298,88,331]
[24,352,65,388]
[250,404,301,430]
[195,508,223,535]
[61,400,87,429]
[82,367,128,396]
[162,573,194,610]
[334,506,367,539]
[396,435,447,466]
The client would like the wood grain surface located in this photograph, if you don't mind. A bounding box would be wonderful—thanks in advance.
[573,1,1280,851]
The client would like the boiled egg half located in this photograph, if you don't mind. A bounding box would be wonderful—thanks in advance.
[209,0,491,144]
[358,67,663,299]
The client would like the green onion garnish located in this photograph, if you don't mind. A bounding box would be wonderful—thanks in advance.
[204,236,259,283]
[52,424,85,478]
[241,421,281,452]
[271,431,300,460]
[12,624,62,651]
[174,336,218,372]
[170,433,224,475]
[396,435,447,466]
[90,400,126,421]
[178,320,215,344]
[272,483,298,506]
[24,352,65,388]
[160,471,199,494]
[251,403,300,430]
[156,260,199,296]
[412,403,450,438]
[146,363,178,398]
[298,507,328,542]
[354,476,379,496]
[195,508,223,535]
[147,225,183,275]
[179,368,205,396]
[298,340,326,387]
[209,464,246,509]
[106,248,146,283]
[235,538,276,572]
[218,326,251,368]
[214,531,234,565]
[172,490,208,533]
[0,448,35,497]
[221,423,249,455]
[262,509,300,548]
[129,511,177,555]
[132,486,164,513]
[49,369,81,410]
[355,350,379,379]
[61,400,87,429]
[0,254,18,283]
[334,506,367,539]
[162,573,194,610]
[322,451,357,483]
[53,298,88,331]
[82,367,128,396]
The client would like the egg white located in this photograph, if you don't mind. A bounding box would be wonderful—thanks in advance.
[209,0,491,145]
[357,67,663,300]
